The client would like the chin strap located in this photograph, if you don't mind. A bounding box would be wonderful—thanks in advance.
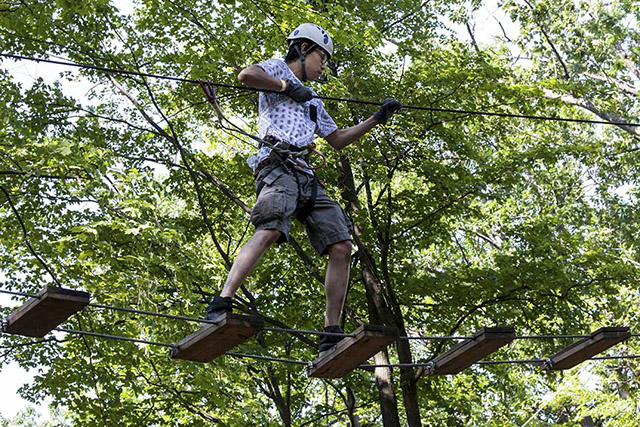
[293,44,316,83]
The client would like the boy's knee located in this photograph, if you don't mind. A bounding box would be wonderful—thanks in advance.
[254,229,282,247]
[327,240,352,260]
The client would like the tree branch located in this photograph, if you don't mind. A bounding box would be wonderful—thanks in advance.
[616,42,640,81]
[398,188,477,238]
[466,21,480,54]
[523,0,569,79]
[146,357,223,424]
[109,75,232,268]
[0,185,63,287]
[543,89,640,137]
[494,17,512,42]
[380,0,431,33]
[583,72,638,96]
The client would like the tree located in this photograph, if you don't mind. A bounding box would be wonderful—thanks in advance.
[1,0,638,425]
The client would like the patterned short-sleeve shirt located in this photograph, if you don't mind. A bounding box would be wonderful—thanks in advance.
[248,58,338,171]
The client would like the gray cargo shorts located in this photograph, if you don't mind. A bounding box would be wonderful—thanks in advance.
[250,164,353,255]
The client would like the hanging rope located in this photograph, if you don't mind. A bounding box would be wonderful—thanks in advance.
[197,78,267,147]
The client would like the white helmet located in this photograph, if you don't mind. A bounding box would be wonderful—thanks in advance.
[287,23,333,58]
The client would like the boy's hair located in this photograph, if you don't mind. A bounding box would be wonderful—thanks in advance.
[284,39,317,63]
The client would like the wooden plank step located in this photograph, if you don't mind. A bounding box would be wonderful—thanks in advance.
[542,327,630,370]
[170,313,264,362]
[3,286,90,338]
[427,327,516,375]
[307,325,397,379]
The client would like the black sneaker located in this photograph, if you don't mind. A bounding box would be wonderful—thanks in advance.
[204,296,233,323]
[318,325,345,357]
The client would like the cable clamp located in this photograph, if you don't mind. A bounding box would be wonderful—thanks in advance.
[425,361,436,375]
[169,343,179,357]
[306,360,315,373]
[543,357,553,370]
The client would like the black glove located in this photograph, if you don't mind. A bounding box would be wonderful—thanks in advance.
[283,80,314,103]
[373,98,403,124]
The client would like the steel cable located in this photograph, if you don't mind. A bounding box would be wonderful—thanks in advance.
[2,53,639,128]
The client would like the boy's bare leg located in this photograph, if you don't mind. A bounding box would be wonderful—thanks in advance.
[220,229,282,297]
[323,240,352,327]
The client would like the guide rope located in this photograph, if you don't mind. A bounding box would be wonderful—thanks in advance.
[2,53,639,128]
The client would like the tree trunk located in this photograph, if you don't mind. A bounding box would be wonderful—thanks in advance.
[373,350,401,426]
[344,387,363,427]
[339,155,403,426]
[397,343,422,427]
[359,160,423,426]
[362,265,402,426]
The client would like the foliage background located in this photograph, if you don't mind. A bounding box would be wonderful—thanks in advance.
[1,0,639,425]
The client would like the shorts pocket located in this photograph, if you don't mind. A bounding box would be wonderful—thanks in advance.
[250,186,287,226]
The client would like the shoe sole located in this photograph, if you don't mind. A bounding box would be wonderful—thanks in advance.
[318,343,343,359]
[318,349,333,359]
[200,312,229,327]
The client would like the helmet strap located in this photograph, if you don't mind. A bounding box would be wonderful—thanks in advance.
[293,44,308,82]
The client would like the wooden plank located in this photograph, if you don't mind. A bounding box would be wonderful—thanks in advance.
[307,325,397,379]
[3,286,90,338]
[170,313,264,362]
[543,327,630,370]
[427,327,516,375]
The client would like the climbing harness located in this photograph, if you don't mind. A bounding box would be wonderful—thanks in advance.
[197,80,327,221]
[255,137,324,222]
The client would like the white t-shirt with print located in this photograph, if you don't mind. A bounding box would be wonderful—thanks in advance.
[247,58,338,171]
